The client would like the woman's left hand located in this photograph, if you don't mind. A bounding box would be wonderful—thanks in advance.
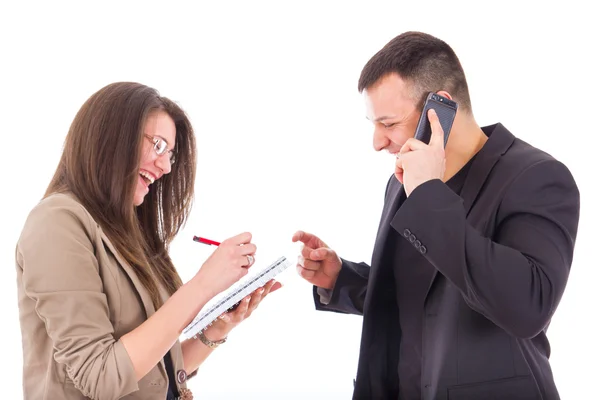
[202,279,282,341]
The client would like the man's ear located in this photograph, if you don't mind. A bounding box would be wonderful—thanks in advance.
[436,90,453,101]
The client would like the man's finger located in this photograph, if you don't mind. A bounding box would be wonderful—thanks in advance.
[394,158,404,183]
[400,138,426,154]
[309,248,333,261]
[301,245,316,259]
[297,264,316,279]
[291,230,305,242]
[427,109,445,148]
[395,153,403,166]
[292,230,317,246]
[293,230,328,249]
[298,255,321,271]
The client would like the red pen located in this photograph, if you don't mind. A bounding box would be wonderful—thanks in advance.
[193,236,221,246]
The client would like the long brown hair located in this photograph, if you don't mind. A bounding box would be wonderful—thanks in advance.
[45,82,196,309]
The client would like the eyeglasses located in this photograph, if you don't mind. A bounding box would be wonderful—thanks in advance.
[144,134,176,165]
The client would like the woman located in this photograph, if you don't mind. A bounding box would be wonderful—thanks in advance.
[15,82,279,400]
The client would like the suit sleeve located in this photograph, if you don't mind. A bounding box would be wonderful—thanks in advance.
[391,159,580,339]
[311,175,398,315]
[17,204,139,400]
[313,259,370,315]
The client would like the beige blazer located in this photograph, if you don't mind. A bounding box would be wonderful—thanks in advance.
[15,192,196,399]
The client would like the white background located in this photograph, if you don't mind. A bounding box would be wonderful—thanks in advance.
[1,1,598,399]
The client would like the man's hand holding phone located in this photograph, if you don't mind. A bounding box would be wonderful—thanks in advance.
[395,109,446,196]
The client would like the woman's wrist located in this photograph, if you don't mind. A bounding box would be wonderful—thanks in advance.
[203,323,231,341]
[169,278,213,334]
[188,271,211,295]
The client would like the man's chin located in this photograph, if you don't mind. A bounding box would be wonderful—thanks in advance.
[394,171,404,184]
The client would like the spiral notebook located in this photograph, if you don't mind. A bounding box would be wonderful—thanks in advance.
[181,255,292,340]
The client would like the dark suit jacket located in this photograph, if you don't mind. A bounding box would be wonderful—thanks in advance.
[314,123,580,400]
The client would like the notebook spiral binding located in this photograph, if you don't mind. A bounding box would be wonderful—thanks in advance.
[182,256,291,340]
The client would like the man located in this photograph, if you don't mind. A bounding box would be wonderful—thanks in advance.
[292,32,579,400]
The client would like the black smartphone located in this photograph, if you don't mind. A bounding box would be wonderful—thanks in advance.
[414,92,458,148]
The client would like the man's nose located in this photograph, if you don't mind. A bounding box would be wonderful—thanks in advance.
[372,126,388,152]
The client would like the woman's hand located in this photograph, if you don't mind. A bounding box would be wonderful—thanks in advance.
[180,279,283,374]
[192,232,257,299]
[202,279,282,341]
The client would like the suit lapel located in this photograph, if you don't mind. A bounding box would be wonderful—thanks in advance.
[372,178,404,266]
[379,178,405,238]
[99,230,157,320]
[99,229,171,381]
[460,124,515,215]
[365,177,405,309]
[424,123,516,298]
[170,342,186,390]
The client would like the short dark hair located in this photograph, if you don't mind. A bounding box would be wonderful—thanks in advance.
[358,31,472,113]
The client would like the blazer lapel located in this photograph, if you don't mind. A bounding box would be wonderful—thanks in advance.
[424,123,516,298]
[170,342,186,391]
[99,229,170,382]
[98,230,157,319]
[460,123,515,215]
[373,178,404,265]
[366,177,405,309]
